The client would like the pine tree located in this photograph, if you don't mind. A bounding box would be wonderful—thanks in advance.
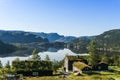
[118,56,120,66]
[89,40,100,66]
[101,53,109,63]
[14,58,20,62]
[31,48,41,60]
[0,60,3,68]
[112,55,120,66]
[45,54,50,61]
[5,61,10,68]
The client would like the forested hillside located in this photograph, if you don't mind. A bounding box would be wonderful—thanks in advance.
[0,29,120,56]
[95,29,120,53]
[32,32,76,43]
[65,36,94,53]
[0,30,65,56]
[0,40,17,54]
[0,30,48,43]
[66,29,120,54]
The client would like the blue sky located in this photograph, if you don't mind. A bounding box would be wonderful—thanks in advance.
[0,0,120,36]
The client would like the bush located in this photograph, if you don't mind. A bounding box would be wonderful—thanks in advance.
[12,60,53,71]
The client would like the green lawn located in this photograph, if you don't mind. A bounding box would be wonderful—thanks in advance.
[26,67,120,80]
[110,66,120,71]
[26,75,120,80]
[1,66,120,80]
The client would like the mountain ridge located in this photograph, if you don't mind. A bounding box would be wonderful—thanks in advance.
[66,29,120,55]
[0,30,48,43]
[0,29,120,56]
[32,32,76,43]
[0,30,76,43]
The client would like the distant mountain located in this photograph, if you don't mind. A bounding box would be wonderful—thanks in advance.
[32,32,76,43]
[0,30,48,43]
[65,36,94,53]
[0,40,17,54]
[66,29,120,55]
[0,30,76,43]
[1,29,120,56]
[95,29,120,53]
[0,30,66,56]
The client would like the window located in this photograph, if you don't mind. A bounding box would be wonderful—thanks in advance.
[32,72,39,76]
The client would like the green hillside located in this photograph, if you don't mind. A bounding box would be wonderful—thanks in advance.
[66,29,120,54]
[0,30,48,43]
[65,37,92,53]
[0,40,17,54]
[95,29,120,52]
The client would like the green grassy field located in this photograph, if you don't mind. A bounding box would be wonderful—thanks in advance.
[26,75,120,80]
[1,66,120,80]
[26,66,120,80]
[110,66,120,71]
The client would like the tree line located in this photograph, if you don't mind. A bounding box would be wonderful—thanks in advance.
[0,48,64,73]
[88,40,120,67]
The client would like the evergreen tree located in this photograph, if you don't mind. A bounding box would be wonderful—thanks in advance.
[0,60,3,68]
[45,54,50,61]
[101,53,109,64]
[52,59,64,72]
[5,61,10,68]
[89,40,100,66]
[52,59,60,72]
[111,55,120,66]
[31,48,41,60]
[14,58,20,62]
[118,56,120,66]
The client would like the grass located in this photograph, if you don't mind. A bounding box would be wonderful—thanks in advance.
[1,66,120,80]
[25,66,120,80]
[26,66,120,80]
[26,70,120,80]
[110,66,120,71]
[26,75,120,80]
[99,71,116,75]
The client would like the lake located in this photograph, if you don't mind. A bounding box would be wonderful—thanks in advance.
[0,48,88,66]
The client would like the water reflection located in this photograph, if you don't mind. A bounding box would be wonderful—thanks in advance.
[47,48,60,52]
[0,48,88,66]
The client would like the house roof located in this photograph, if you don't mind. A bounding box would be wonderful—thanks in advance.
[65,55,86,60]
[73,62,91,70]
[99,61,108,65]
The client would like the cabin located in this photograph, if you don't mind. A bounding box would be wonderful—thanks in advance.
[17,70,53,76]
[64,55,88,72]
[92,62,108,71]
[12,60,53,76]
[64,55,109,73]
[6,74,20,80]
[73,62,91,74]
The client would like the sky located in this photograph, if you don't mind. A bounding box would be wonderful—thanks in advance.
[0,0,120,37]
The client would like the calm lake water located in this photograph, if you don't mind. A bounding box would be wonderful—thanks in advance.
[0,48,88,66]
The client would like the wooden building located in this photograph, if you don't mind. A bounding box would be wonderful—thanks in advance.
[92,62,108,71]
[12,60,53,76]
[64,55,88,72]
[73,62,91,74]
